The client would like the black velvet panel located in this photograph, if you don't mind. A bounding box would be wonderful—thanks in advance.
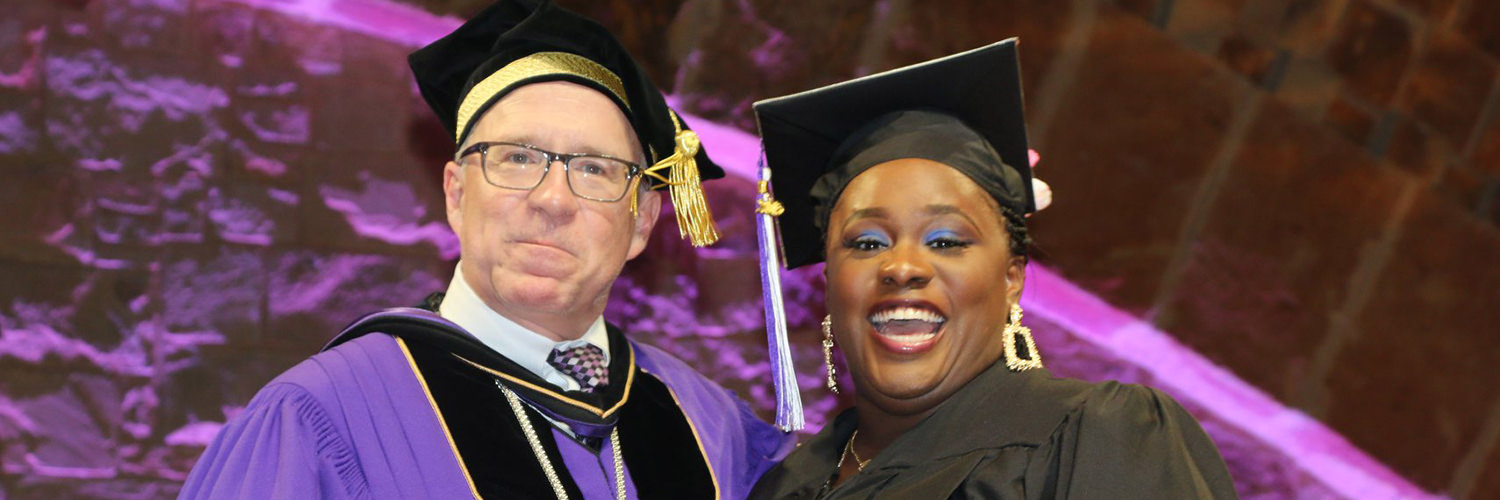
[405,338,586,500]
[618,372,717,499]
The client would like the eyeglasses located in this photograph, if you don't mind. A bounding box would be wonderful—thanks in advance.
[457,142,642,202]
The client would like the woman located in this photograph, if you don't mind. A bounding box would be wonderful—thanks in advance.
[747,40,1239,499]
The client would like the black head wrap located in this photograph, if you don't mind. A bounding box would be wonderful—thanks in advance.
[809,110,1027,234]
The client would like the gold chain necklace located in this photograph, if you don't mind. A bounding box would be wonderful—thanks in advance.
[844,429,871,472]
[823,429,871,495]
[498,380,626,500]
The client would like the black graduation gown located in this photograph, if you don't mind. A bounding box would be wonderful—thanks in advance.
[748,361,1240,499]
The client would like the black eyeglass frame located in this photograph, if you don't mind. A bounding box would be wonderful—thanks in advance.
[456,141,644,202]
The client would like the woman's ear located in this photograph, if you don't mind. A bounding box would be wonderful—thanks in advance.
[1005,257,1027,308]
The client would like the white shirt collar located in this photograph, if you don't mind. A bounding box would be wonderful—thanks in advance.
[438,263,611,392]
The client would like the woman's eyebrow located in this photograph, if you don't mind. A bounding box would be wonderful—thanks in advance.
[848,207,890,220]
[923,204,962,216]
[923,204,981,228]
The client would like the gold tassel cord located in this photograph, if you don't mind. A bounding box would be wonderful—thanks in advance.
[668,131,720,246]
[643,111,721,247]
[628,176,641,217]
[755,180,784,216]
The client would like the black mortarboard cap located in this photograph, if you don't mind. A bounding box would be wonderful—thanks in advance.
[753,39,1033,268]
[409,0,723,245]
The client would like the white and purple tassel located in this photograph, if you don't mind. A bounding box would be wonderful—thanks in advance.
[754,154,803,432]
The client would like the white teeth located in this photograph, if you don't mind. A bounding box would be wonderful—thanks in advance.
[868,306,946,325]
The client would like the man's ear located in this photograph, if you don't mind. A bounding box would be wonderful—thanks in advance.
[1005,257,1027,309]
[626,187,662,260]
[443,160,465,234]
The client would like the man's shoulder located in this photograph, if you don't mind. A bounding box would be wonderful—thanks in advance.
[624,337,777,423]
[264,332,406,399]
[628,338,753,404]
[627,339,716,385]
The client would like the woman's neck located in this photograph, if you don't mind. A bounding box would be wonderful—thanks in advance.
[849,400,938,463]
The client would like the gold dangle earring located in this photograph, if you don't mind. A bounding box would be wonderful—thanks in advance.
[1003,304,1043,371]
[822,315,839,393]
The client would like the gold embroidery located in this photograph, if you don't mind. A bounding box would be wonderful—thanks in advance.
[454,51,630,143]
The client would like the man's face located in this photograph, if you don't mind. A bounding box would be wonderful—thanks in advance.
[443,81,661,340]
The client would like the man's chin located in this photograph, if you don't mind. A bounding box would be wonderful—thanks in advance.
[476,267,563,305]
[500,285,573,310]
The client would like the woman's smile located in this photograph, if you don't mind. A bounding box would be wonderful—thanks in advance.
[866,300,946,354]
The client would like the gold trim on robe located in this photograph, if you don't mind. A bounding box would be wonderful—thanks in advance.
[452,343,638,419]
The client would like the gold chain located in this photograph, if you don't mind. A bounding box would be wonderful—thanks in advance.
[610,422,625,498]
[844,429,870,472]
[498,381,626,500]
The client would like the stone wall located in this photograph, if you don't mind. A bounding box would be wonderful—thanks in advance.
[0,0,1495,498]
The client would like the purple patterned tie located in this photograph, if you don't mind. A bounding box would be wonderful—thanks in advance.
[547,344,609,392]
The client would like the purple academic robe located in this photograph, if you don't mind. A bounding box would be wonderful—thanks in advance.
[180,309,791,499]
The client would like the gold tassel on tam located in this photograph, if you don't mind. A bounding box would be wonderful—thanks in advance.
[643,111,721,247]
[755,180,785,217]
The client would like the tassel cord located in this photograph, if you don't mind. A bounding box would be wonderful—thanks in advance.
[755,160,802,431]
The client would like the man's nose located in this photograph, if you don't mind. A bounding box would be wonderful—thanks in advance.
[526,160,579,218]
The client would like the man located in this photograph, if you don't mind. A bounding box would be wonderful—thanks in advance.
[178,1,791,498]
